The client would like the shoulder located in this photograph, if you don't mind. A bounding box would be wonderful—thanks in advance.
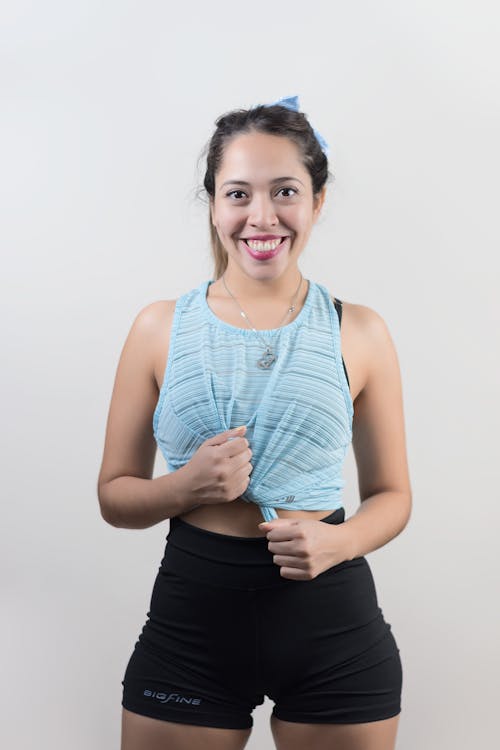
[348,302,392,342]
[130,299,177,336]
[127,300,178,389]
[355,303,397,363]
[121,300,177,373]
[332,295,392,346]
[329,294,398,395]
[329,294,385,346]
[346,301,402,397]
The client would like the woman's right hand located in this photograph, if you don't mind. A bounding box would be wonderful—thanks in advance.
[177,425,253,507]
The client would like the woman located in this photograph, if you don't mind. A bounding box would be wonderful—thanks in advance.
[98,96,412,750]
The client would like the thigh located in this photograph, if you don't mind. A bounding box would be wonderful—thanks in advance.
[121,568,264,730]
[270,713,400,750]
[260,556,403,725]
[121,708,252,750]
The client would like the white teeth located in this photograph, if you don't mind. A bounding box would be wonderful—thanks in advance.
[245,238,283,251]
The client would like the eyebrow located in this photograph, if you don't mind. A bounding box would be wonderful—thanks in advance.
[219,176,304,190]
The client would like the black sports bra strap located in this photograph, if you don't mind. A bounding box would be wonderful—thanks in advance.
[333,298,343,327]
[332,298,350,390]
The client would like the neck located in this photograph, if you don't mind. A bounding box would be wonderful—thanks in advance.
[220,269,303,300]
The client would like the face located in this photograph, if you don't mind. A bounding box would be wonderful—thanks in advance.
[210,131,326,283]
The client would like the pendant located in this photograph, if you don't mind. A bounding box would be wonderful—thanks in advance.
[257,347,276,369]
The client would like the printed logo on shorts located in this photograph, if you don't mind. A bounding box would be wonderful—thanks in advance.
[143,689,202,706]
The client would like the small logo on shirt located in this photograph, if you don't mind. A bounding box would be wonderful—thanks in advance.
[279,495,295,503]
[143,689,202,705]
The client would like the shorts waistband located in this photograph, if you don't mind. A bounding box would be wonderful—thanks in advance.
[162,507,345,589]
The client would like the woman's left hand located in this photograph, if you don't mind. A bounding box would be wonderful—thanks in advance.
[258,518,354,580]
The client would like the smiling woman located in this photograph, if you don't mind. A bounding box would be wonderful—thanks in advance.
[97,95,411,750]
[207,125,326,286]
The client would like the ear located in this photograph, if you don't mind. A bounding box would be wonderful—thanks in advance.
[313,186,327,218]
[209,197,215,227]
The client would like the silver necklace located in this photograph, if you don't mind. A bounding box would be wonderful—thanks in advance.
[221,272,305,369]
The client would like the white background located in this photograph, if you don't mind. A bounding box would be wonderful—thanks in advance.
[1,1,499,747]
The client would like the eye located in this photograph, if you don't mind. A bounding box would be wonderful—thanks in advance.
[226,190,247,200]
[277,187,298,198]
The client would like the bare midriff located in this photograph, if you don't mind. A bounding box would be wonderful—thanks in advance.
[176,498,340,538]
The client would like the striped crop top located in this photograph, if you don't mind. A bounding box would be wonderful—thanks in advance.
[153,278,354,522]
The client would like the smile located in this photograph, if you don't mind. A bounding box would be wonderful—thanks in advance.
[242,237,288,252]
[240,236,289,261]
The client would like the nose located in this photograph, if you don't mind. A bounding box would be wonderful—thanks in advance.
[247,194,279,228]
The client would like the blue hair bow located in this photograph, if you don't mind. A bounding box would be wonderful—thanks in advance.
[264,95,329,157]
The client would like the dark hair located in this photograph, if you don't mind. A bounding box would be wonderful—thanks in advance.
[198,103,334,280]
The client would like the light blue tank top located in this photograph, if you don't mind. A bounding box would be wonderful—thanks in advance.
[153,278,354,522]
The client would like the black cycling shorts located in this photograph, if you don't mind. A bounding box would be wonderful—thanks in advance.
[121,507,402,730]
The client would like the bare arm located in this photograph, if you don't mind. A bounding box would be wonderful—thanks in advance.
[98,470,199,530]
[340,306,413,559]
[97,301,199,529]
